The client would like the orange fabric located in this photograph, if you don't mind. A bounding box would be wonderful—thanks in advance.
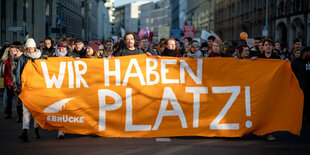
[19,55,303,137]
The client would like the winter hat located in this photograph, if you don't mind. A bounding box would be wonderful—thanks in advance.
[25,38,36,48]
[87,40,101,52]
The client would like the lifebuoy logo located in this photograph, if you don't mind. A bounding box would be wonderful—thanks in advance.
[44,98,85,123]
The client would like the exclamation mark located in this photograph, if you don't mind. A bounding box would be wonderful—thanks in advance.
[245,86,252,128]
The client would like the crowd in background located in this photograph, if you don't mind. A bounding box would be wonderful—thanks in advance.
[0,32,309,142]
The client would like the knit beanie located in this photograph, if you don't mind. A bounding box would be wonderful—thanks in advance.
[25,38,36,48]
[87,40,101,52]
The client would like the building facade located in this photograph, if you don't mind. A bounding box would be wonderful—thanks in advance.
[275,0,310,48]
[186,0,215,38]
[214,0,275,42]
[113,5,125,36]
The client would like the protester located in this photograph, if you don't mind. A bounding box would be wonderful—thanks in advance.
[86,40,101,58]
[50,38,71,57]
[209,40,224,57]
[101,38,114,58]
[139,36,157,55]
[17,38,44,142]
[161,38,180,57]
[274,41,281,56]
[250,37,261,53]
[113,32,145,56]
[3,45,18,119]
[200,42,209,57]
[183,40,205,58]
[238,44,250,59]
[291,48,301,60]
[42,37,55,57]
[11,44,24,123]
[71,39,86,58]
[207,36,216,54]
[258,39,280,59]
[291,47,310,123]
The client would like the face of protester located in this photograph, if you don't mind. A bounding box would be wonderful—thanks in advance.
[184,39,189,46]
[258,42,264,52]
[275,43,281,51]
[263,41,273,54]
[140,39,149,49]
[166,40,176,50]
[40,42,44,49]
[26,47,35,54]
[254,39,260,47]
[87,46,94,56]
[105,42,113,51]
[44,40,52,49]
[125,34,135,49]
[9,48,17,57]
[212,42,220,53]
[207,39,214,48]
[16,49,23,57]
[294,42,302,49]
[75,42,84,52]
[241,47,250,58]
[190,44,199,54]
[58,46,67,53]
[294,50,301,58]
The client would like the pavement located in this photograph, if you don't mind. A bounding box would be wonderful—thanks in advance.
[0,91,310,155]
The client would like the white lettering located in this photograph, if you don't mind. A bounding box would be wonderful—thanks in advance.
[104,59,121,86]
[180,59,202,84]
[186,87,208,128]
[41,61,66,88]
[123,59,146,86]
[153,87,187,130]
[210,86,240,130]
[146,58,160,85]
[98,89,122,131]
[125,88,152,131]
[74,61,88,88]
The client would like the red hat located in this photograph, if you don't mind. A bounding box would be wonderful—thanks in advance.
[87,40,101,52]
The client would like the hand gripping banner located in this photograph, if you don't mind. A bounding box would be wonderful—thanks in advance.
[19,55,303,137]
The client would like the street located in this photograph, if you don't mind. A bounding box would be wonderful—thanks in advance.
[1,95,310,155]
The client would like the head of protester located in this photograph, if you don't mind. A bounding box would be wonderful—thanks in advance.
[72,39,86,58]
[223,42,237,58]
[238,44,250,59]
[183,40,205,59]
[207,36,216,53]
[161,38,181,57]
[50,37,70,57]
[209,40,224,57]
[293,48,301,59]
[139,36,157,55]
[42,37,55,57]
[86,40,101,58]
[24,38,42,59]
[102,38,114,58]
[258,39,280,59]
[114,32,144,56]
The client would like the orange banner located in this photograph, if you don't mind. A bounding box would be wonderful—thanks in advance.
[19,55,303,137]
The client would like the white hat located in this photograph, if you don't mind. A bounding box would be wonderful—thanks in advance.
[25,38,36,48]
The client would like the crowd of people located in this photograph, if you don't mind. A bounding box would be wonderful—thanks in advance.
[0,32,309,142]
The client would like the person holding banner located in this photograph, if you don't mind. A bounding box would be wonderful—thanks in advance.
[258,39,280,59]
[139,36,157,56]
[237,44,250,59]
[209,40,224,57]
[17,38,44,142]
[101,38,114,58]
[49,37,71,57]
[86,40,101,58]
[161,38,181,57]
[113,32,145,56]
